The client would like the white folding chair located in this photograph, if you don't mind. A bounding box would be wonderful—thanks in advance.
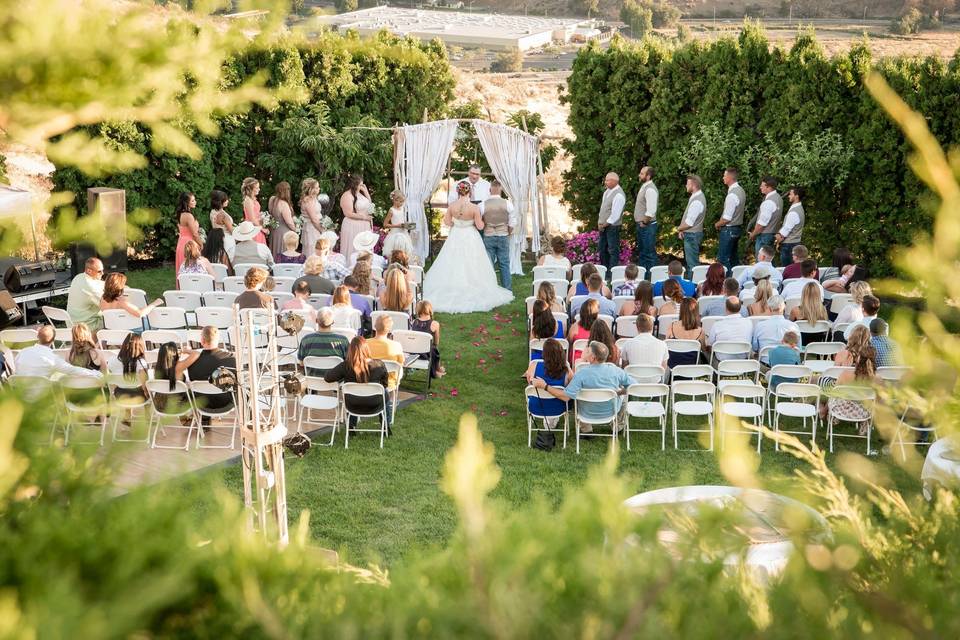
[656,314,677,339]
[570,338,588,363]
[804,342,844,361]
[42,305,73,327]
[148,307,188,331]
[572,264,606,282]
[525,385,568,449]
[532,279,569,298]
[381,359,404,424]
[691,265,709,283]
[232,263,260,279]
[765,364,813,424]
[210,263,228,285]
[716,359,760,391]
[832,323,851,342]
[272,276,296,291]
[827,385,877,454]
[342,382,389,449]
[147,380,197,451]
[533,265,568,281]
[307,295,331,309]
[710,340,752,366]
[665,339,702,367]
[829,293,854,315]
[273,264,304,278]
[202,291,238,308]
[392,329,433,391]
[106,373,152,444]
[0,328,38,348]
[797,320,832,344]
[123,288,148,310]
[297,361,343,444]
[876,366,912,383]
[59,376,110,446]
[731,265,749,281]
[670,364,713,382]
[270,292,294,307]
[771,382,820,451]
[102,309,143,332]
[717,382,765,452]
[573,388,620,454]
[188,380,238,449]
[163,290,202,312]
[615,315,638,338]
[195,306,235,330]
[649,265,669,283]
[625,383,668,450]
[54,327,73,348]
[177,273,215,293]
[222,276,246,293]
[671,380,716,451]
[610,265,628,281]
[700,316,720,337]
[612,295,634,314]
[624,364,665,384]
[891,401,936,461]
[371,310,410,331]
[97,329,131,350]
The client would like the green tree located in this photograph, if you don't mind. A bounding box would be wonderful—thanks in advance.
[336,0,358,13]
[620,0,653,38]
[490,48,523,73]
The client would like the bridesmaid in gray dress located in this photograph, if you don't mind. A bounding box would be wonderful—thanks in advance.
[268,181,297,259]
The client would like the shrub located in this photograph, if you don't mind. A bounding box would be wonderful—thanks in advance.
[890,7,923,34]
[620,0,653,38]
[565,229,634,265]
[490,48,523,73]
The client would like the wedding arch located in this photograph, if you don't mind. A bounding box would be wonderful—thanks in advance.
[391,119,549,275]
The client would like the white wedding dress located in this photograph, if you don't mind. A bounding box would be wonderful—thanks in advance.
[423,217,514,313]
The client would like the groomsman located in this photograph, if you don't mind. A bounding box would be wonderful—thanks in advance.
[713,167,747,275]
[776,186,806,266]
[747,176,782,261]
[597,172,626,274]
[676,175,706,279]
[633,165,659,274]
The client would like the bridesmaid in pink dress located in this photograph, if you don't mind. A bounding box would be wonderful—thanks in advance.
[174,192,201,278]
[339,174,373,257]
[241,177,267,245]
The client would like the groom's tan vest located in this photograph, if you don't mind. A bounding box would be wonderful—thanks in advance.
[483,197,510,237]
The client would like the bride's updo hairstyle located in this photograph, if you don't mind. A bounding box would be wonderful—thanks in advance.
[456,180,472,197]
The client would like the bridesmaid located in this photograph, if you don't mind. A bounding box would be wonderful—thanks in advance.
[268,181,296,258]
[174,191,201,276]
[338,174,373,259]
[241,177,266,245]
[300,178,323,255]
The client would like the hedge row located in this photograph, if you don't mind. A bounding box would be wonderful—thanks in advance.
[53,31,455,259]
[561,25,960,275]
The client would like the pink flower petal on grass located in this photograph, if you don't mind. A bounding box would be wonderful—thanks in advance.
[478,358,486,365]
[450,388,459,397]
[472,341,481,347]
[497,409,508,417]
[454,351,461,360]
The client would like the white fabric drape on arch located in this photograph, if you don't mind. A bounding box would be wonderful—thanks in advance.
[471,120,541,275]
[393,120,459,263]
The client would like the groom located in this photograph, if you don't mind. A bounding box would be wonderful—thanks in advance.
[482,181,517,291]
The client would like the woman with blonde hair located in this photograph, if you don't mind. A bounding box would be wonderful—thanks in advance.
[67,323,105,373]
[276,230,306,264]
[299,178,324,255]
[178,239,217,278]
[747,279,776,317]
[835,280,872,326]
[268,181,297,257]
[330,285,361,331]
[790,281,828,322]
[834,324,871,367]
[241,177,266,245]
[379,267,414,312]
[536,281,565,313]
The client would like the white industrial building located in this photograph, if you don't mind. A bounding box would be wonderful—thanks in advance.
[317,7,594,51]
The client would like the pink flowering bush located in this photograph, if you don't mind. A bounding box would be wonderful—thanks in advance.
[564,230,634,266]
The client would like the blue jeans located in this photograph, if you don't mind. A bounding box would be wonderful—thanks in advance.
[754,233,775,261]
[716,225,742,275]
[482,234,511,290]
[682,231,703,280]
[598,224,620,274]
[635,221,658,274]
[780,242,798,268]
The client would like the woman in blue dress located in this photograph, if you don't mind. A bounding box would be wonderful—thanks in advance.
[529,299,564,360]
[524,339,572,429]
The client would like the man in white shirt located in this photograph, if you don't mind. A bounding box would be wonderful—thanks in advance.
[66,257,105,331]
[713,167,747,275]
[448,164,491,207]
[780,259,824,301]
[597,172,626,275]
[676,175,707,280]
[706,297,753,361]
[15,325,102,379]
[776,186,806,267]
[747,176,782,261]
[751,296,802,363]
[633,165,659,273]
[737,245,783,289]
[620,314,668,369]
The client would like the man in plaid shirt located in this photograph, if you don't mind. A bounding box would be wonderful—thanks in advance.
[613,264,642,297]
[869,318,901,367]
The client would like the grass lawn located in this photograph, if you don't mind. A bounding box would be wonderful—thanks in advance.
[127,265,918,567]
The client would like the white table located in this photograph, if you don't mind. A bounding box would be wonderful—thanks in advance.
[624,485,829,582]
[921,436,960,500]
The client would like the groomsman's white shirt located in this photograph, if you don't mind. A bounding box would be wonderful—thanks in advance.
[721,182,741,222]
[683,191,705,226]
[603,189,626,225]
[756,191,779,227]
[778,203,802,237]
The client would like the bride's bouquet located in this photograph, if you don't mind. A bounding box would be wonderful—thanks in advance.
[260,211,279,230]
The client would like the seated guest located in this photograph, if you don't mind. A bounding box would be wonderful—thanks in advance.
[379,268,414,313]
[584,320,618,365]
[623,280,656,317]
[530,299,564,360]
[228,220,274,267]
[67,323,106,373]
[383,250,416,287]
[666,298,705,345]
[657,278,684,317]
[568,298,598,362]
[276,230,306,264]
[531,341,633,432]
[67,257,105,331]
[621,313,668,369]
[293,255,335,297]
[819,247,854,283]
[178,326,236,413]
[110,333,149,400]
[701,277,740,317]
[697,262,726,297]
[262,276,276,293]
[781,245,817,281]
[823,263,868,294]
[822,344,877,421]
[366,314,405,391]
[752,296,802,362]
[746,279,777,317]
[324,336,392,427]
[536,281,566,313]
[411,300,444,378]
[780,259,824,300]
[316,235,351,281]
[349,231,387,270]
[178,239,218,279]
[789,282,828,323]
[843,294,880,340]
[538,236,572,274]
[329,285,361,331]
[767,331,802,390]
[351,259,375,296]
[235,267,274,310]
[298,309,350,373]
[154,342,182,387]
[342,275,373,321]
[706,297,753,361]
[613,263,642,297]
[99,272,164,320]
[316,231,347,266]
[652,260,697,298]
[869,318,902,367]
[571,273,618,318]
[523,338,573,430]
[15,325,101,379]
[835,324,871,367]
[737,245,782,289]
[835,281,872,326]
[282,280,317,324]
[568,263,610,299]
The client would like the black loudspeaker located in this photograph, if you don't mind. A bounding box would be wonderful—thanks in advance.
[0,290,23,327]
[4,261,56,293]
[71,188,128,276]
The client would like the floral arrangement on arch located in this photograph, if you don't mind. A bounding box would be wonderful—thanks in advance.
[564,230,634,266]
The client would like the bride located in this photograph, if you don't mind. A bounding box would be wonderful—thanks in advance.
[423,181,514,313]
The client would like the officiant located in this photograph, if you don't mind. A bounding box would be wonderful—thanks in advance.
[481,181,517,291]
[449,164,491,206]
